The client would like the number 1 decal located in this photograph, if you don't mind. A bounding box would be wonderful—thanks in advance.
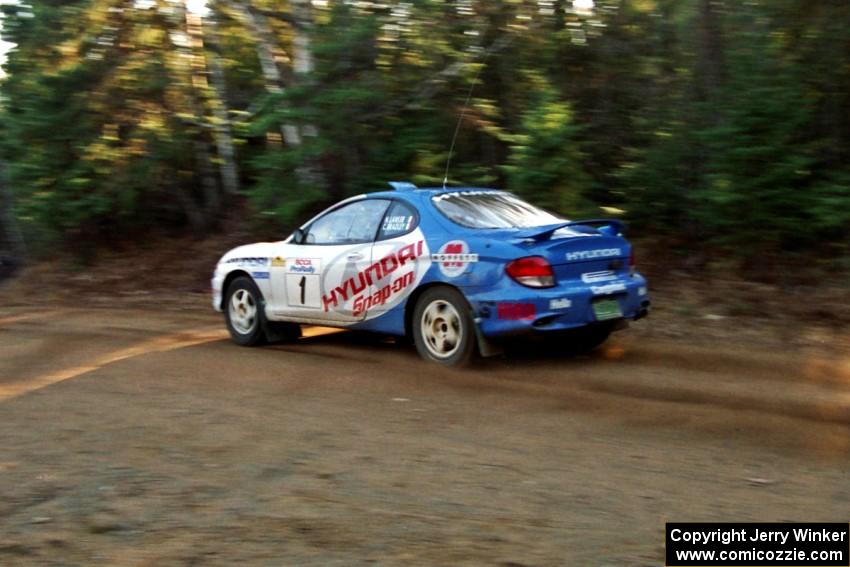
[285,273,321,309]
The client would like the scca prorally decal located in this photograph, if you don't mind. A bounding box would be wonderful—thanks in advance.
[432,240,478,277]
[565,249,621,262]
[549,298,571,310]
[287,258,321,274]
[322,240,425,314]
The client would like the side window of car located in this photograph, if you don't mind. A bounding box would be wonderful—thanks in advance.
[377,200,418,240]
[305,199,390,245]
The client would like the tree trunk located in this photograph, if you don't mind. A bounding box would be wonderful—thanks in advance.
[195,140,221,226]
[194,9,240,195]
[176,183,206,235]
[0,162,26,262]
[290,0,317,137]
[224,0,303,147]
[177,1,221,229]
[224,1,327,191]
[696,0,726,105]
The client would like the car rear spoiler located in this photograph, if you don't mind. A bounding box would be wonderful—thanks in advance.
[514,219,625,241]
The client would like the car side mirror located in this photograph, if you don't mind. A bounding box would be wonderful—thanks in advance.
[292,228,305,244]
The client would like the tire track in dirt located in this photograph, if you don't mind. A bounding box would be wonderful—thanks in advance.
[0,308,72,327]
[0,327,227,402]
[503,342,850,426]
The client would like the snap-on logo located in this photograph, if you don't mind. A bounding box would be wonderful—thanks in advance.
[322,241,424,314]
[432,240,478,277]
[565,249,621,262]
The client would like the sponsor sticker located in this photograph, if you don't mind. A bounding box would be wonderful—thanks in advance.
[497,303,536,320]
[382,215,414,234]
[287,258,321,274]
[252,271,270,279]
[271,256,285,268]
[432,190,493,201]
[432,240,479,278]
[638,286,647,296]
[591,282,627,295]
[226,257,269,267]
[549,298,572,310]
[581,270,617,283]
[320,236,430,319]
[566,248,621,262]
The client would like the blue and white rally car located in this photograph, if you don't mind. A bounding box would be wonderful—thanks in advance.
[212,183,650,366]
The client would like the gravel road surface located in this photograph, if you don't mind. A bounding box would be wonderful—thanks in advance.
[1,304,849,565]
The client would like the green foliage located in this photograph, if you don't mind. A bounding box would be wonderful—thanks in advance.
[0,0,847,267]
[503,74,590,216]
[1,0,219,247]
[624,0,850,260]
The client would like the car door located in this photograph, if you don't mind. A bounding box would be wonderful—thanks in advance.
[360,199,427,321]
[269,198,391,324]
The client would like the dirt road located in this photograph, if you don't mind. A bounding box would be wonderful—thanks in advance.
[1,302,849,565]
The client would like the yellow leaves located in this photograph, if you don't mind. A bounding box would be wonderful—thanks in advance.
[103,124,119,142]
[52,39,86,74]
[632,0,657,14]
[523,98,573,135]
[266,131,283,146]
[600,206,626,216]
[58,40,79,59]
[136,26,166,48]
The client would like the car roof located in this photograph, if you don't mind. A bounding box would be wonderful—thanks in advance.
[365,186,504,200]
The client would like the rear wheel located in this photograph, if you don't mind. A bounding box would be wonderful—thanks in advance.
[225,276,266,346]
[412,287,476,367]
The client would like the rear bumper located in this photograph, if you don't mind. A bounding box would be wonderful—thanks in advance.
[467,273,650,338]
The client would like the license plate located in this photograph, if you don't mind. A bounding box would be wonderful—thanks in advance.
[592,299,622,321]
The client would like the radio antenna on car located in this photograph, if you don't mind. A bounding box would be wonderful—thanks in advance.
[442,31,516,190]
[442,71,480,190]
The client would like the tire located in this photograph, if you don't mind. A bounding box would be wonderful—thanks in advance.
[224,276,266,346]
[412,287,476,367]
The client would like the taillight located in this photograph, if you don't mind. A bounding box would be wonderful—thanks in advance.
[506,256,555,288]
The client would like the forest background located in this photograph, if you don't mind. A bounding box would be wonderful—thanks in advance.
[0,0,847,291]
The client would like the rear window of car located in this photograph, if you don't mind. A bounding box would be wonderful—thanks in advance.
[432,191,562,229]
[377,200,418,240]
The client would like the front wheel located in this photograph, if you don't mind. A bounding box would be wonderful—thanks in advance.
[412,287,476,367]
[225,276,266,346]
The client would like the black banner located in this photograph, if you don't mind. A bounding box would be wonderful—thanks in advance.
[666,523,850,566]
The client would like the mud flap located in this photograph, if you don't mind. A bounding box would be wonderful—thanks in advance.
[261,300,302,343]
[474,317,503,358]
[264,320,302,343]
